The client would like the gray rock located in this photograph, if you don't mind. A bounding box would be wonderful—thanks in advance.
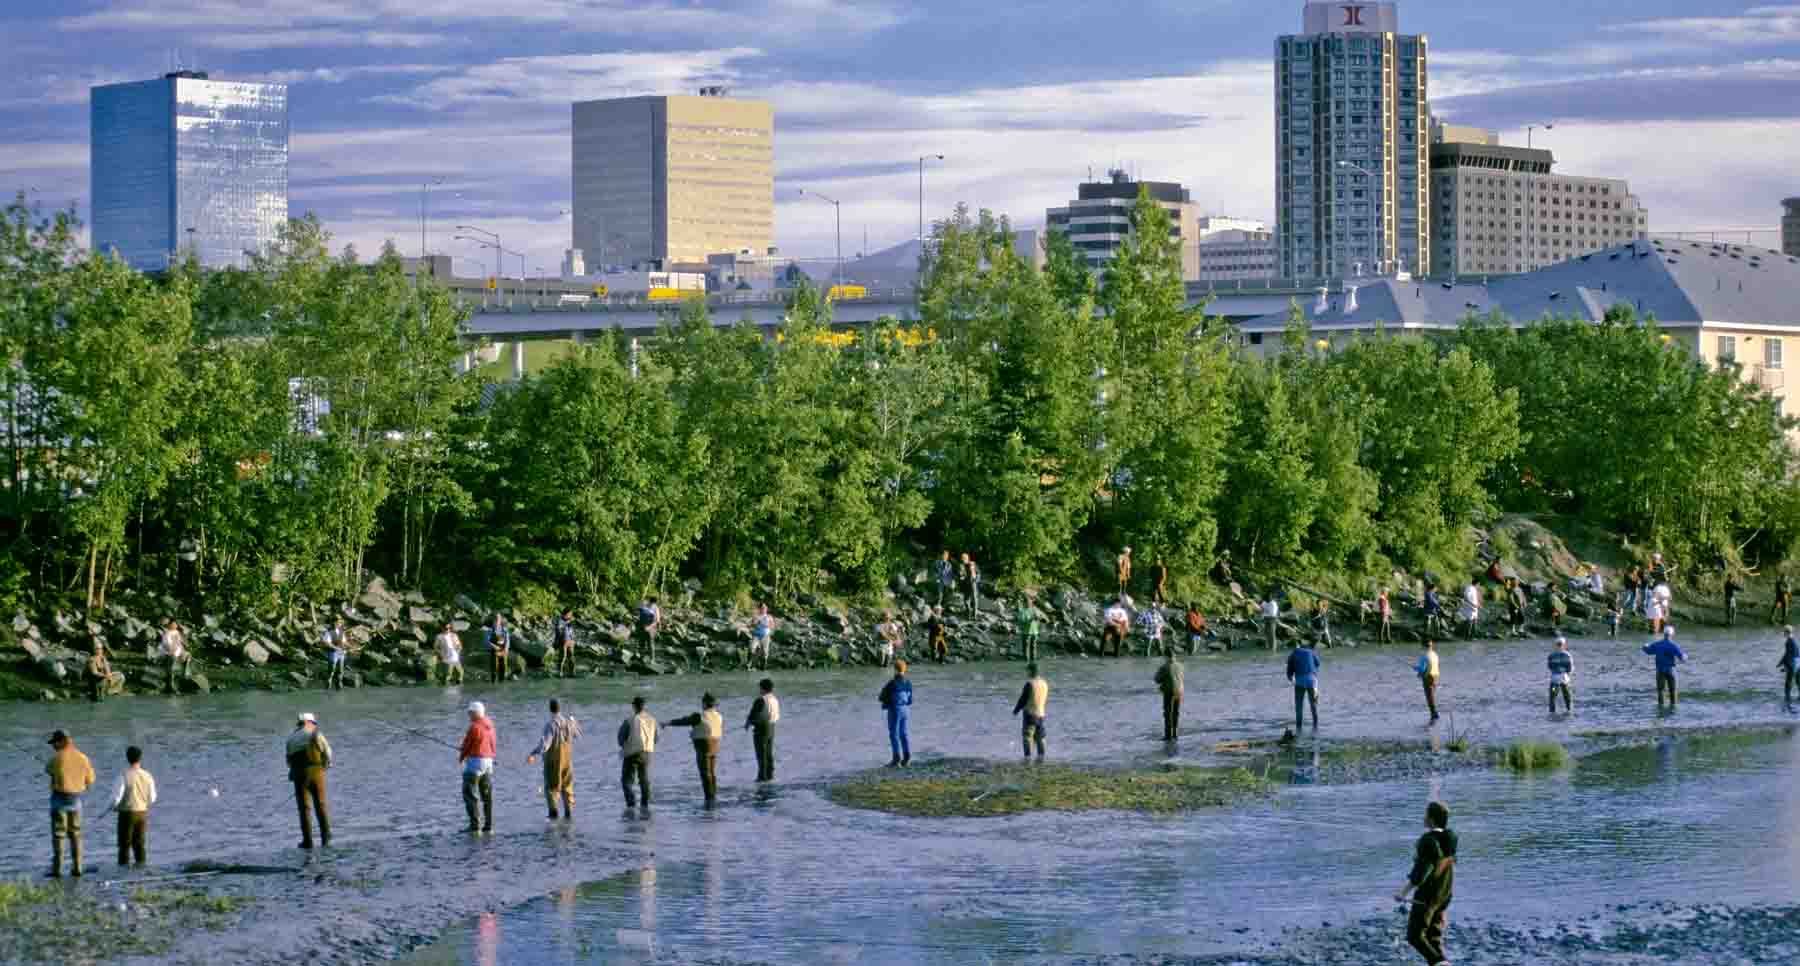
[407,606,438,626]
[242,640,271,666]
[13,613,30,634]
[20,637,45,662]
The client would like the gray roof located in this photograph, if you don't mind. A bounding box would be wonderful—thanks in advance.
[1230,236,1800,333]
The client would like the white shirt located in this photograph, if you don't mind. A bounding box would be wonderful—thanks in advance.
[1261,601,1279,619]
[436,631,462,664]
[760,694,780,723]
[111,765,158,811]
[1460,585,1481,620]
[1105,605,1129,627]
[621,711,658,756]
[160,629,186,659]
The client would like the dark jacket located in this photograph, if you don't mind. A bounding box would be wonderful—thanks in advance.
[1286,647,1321,688]
[1781,636,1799,672]
[746,694,777,729]
[879,676,913,713]
[1408,827,1458,909]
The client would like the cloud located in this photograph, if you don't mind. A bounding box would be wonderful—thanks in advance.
[246,65,448,85]
[1435,59,1800,126]
[1608,4,1800,47]
[380,49,765,112]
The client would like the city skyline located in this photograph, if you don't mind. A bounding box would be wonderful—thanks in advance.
[2,0,1798,276]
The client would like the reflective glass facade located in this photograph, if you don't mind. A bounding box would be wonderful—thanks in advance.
[91,75,287,271]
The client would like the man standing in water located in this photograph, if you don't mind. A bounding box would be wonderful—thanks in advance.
[458,702,497,833]
[617,696,658,809]
[435,622,464,686]
[526,699,581,820]
[879,661,913,767]
[1286,639,1321,732]
[1643,626,1688,710]
[110,745,155,867]
[1395,800,1458,966]
[668,693,724,805]
[1261,594,1281,650]
[745,678,780,782]
[1548,637,1575,714]
[44,729,95,877]
[286,713,332,849]
[1779,626,1799,709]
[484,614,512,684]
[1014,593,1041,662]
[1416,640,1440,723]
[1154,651,1183,741]
[1011,663,1049,759]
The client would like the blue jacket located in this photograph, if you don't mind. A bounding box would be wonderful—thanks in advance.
[1547,650,1573,676]
[1286,647,1321,689]
[1781,636,1799,671]
[1642,639,1686,674]
[483,625,510,651]
[1424,591,1441,616]
[879,676,913,713]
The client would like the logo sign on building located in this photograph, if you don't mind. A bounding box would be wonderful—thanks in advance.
[1303,1,1399,34]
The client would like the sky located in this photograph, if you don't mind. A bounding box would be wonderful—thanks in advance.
[3,0,1799,275]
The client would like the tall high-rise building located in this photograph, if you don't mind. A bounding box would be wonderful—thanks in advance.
[1276,1,1430,281]
[90,71,288,271]
[1045,169,1200,277]
[1784,198,1800,257]
[571,89,773,270]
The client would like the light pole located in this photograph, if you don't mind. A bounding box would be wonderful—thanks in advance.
[918,154,944,248]
[420,177,445,258]
[1334,160,1382,276]
[798,188,842,290]
[456,225,501,280]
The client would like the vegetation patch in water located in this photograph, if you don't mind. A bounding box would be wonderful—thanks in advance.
[1504,739,1571,771]
[0,879,249,963]
[826,757,1270,817]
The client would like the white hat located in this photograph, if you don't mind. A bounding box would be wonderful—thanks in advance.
[298,712,316,724]
[467,701,485,717]
[1555,636,1567,645]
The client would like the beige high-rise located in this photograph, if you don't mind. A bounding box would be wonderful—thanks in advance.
[571,91,773,269]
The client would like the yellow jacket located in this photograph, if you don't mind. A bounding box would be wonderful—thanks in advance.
[47,745,95,795]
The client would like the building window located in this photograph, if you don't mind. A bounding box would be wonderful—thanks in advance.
[1717,335,1736,366]
[1767,337,1784,370]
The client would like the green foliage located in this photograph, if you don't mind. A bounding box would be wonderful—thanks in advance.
[1503,739,1571,771]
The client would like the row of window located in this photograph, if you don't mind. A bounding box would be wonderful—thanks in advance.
[1717,335,1781,369]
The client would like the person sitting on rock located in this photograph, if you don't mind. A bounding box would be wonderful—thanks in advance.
[926,607,949,663]
[84,640,111,703]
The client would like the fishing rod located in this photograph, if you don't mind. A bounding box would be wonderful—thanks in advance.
[370,717,461,751]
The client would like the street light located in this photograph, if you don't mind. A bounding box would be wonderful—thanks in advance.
[918,154,945,248]
[420,177,445,258]
[1525,122,1553,149]
[1334,160,1383,276]
[456,224,501,280]
[798,188,843,290]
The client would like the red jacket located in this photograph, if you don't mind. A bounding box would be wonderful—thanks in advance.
[459,717,496,761]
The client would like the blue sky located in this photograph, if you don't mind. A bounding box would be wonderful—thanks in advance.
[3,0,1798,274]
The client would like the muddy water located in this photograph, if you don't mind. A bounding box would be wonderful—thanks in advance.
[3,625,1798,963]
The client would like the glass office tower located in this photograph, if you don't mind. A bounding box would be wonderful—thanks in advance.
[91,71,288,271]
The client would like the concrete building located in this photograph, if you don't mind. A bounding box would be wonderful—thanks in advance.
[90,71,288,271]
[1276,1,1431,282]
[1784,198,1800,257]
[1195,229,1279,282]
[1429,137,1648,277]
[1430,120,1496,146]
[571,88,773,270]
[1045,170,1200,276]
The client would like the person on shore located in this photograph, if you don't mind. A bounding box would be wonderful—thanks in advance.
[1261,594,1281,650]
[483,614,512,684]
[1154,651,1183,741]
[44,729,95,878]
[1011,663,1049,759]
[526,699,581,820]
[876,610,904,667]
[324,619,352,690]
[1623,566,1643,616]
[749,603,775,670]
[746,678,780,782]
[617,696,658,809]
[1643,626,1687,710]
[285,713,332,849]
[110,746,155,867]
[1152,557,1169,606]
[1210,553,1234,587]
[1724,573,1742,627]
[1117,546,1133,598]
[1648,582,1672,636]
[458,702,497,832]
[1506,578,1527,637]
[668,694,725,805]
[435,622,464,686]
[1422,585,1443,637]
[1103,597,1131,657]
[927,606,949,663]
[934,551,955,608]
[1648,552,1670,590]
[959,553,981,613]
[1779,626,1799,709]
[1015,594,1041,662]
[1459,582,1481,639]
[1311,600,1332,648]
[1395,800,1458,966]
[636,598,661,664]
[1376,589,1393,644]
[1286,639,1321,732]
[1548,588,1566,629]
[1548,637,1574,714]
[1772,574,1792,625]
[554,609,578,678]
[1185,603,1212,655]
[1604,604,1621,639]
[1137,604,1167,657]
[1416,640,1441,723]
[1587,566,1606,600]
[879,661,913,767]
[160,619,190,693]
[84,640,111,703]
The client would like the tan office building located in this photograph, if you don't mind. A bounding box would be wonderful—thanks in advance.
[571,89,773,269]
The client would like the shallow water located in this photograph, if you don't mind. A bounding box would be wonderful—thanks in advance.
[4,624,1798,962]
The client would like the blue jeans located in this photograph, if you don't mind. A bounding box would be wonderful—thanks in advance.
[886,709,910,763]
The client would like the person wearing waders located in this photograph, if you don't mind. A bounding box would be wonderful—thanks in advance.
[880,661,913,767]
[1779,626,1799,710]
[1395,799,1458,966]
[110,745,156,867]
[1261,594,1281,650]
[1548,637,1574,714]
[286,713,332,848]
[458,702,497,833]
[1102,598,1131,657]
[1507,577,1528,637]
[617,696,659,809]
[1416,640,1440,723]
[526,699,581,820]
[1643,626,1687,710]
[668,694,724,805]
[553,609,578,678]
[933,551,955,608]
[1154,651,1184,741]
[1773,574,1792,625]
[44,729,95,877]
[1011,663,1049,759]
[745,678,780,782]
[1286,639,1321,732]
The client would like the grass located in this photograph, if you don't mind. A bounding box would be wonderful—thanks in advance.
[1503,739,1571,771]
[826,757,1270,818]
[0,880,249,963]
[475,338,584,379]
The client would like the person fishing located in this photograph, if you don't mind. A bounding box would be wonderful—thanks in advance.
[1506,577,1527,637]
[1011,663,1049,759]
[45,729,95,878]
[435,622,464,686]
[745,678,780,782]
[553,609,578,678]
[668,693,725,805]
[1137,604,1167,657]
[526,699,581,820]
[484,614,512,684]
[1643,626,1687,710]
[1394,799,1458,966]
[1548,637,1575,714]
[459,702,497,833]
[1185,603,1211,655]
[1780,626,1799,709]
[285,713,332,849]
[1311,599,1331,648]
[1154,651,1183,742]
[110,745,156,868]
[1286,639,1321,732]
[617,696,659,809]
[1416,640,1440,724]
[879,661,913,768]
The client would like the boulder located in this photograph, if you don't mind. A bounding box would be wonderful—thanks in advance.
[407,606,438,626]
[513,636,549,667]
[360,578,403,619]
[242,640,271,666]
[183,673,211,694]
[20,637,46,662]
